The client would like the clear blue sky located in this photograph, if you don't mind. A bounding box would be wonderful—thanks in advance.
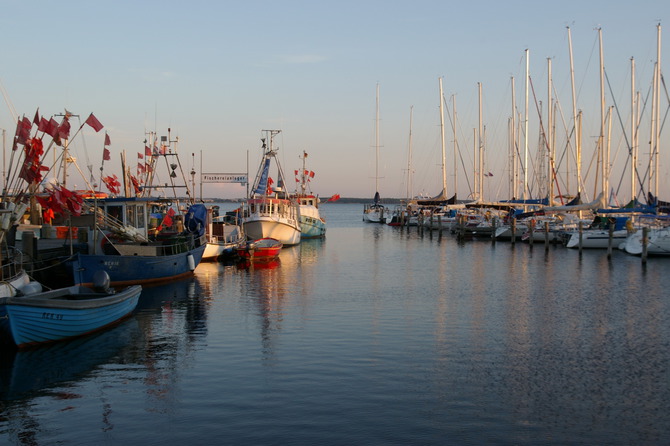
[1,0,668,201]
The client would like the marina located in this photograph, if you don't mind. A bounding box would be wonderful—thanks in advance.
[1,203,669,445]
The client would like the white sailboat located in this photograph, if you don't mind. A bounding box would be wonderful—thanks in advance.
[243,130,301,245]
[363,84,386,223]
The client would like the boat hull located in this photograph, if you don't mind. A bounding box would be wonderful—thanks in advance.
[236,238,282,261]
[622,228,670,256]
[2,285,141,349]
[565,230,629,249]
[70,243,206,287]
[243,218,301,245]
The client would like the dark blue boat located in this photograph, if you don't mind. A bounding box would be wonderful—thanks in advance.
[67,198,207,286]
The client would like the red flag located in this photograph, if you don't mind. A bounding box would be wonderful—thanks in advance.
[105,133,111,146]
[33,108,40,125]
[327,193,341,202]
[167,208,176,217]
[137,163,145,173]
[309,171,315,178]
[46,118,59,138]
[57,118,71,140]
[145,146,152,157]
[138,152,143,160]
[163,215,173,227]
[85,113,104,132]
[38,117,49,133]
[103,148,111,161]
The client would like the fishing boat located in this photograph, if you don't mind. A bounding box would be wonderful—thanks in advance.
[243,130,302,245]
[363,84,387,223]
[0,271,141,349]
[69,198,207,286]
[236,238,282,261]
[293,151,326,238]
[202,206,245,261]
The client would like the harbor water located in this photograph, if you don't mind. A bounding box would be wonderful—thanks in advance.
[1,203,669,445]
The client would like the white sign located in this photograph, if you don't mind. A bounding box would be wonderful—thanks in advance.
[201,173,248,184]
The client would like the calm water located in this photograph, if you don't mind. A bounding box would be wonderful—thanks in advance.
[1,203,669,445]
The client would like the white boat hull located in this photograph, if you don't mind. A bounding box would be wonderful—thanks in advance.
[243,218,301,245]
[565,229,629,249]
[622,228,670,256]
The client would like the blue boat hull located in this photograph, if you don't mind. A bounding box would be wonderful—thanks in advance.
[70,244,206,286]
[3,286,141,349]
[300,215,326,238]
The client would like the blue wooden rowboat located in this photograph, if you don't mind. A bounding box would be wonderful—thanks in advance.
[0,277,141,349]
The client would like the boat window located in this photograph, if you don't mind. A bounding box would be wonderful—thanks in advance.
[136,205,146,229]
[106,205,123,227]
[126,205,136,228]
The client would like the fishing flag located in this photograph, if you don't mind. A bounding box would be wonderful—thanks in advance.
[145,145,152,157]
[85,113,104,132]
[138,152,143,160]
[103,148,111,161]
[105,133,111,146]
[326,194,341,202]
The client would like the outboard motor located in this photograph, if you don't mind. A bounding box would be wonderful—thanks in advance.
[92,270,112,294]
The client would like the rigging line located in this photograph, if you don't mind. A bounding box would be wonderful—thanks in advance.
[0,77,17,123]
[603,68,646,198]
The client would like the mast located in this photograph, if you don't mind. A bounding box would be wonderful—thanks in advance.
[524,49,530,203]
[598,27,607,205]
[439,77,447,198]
[478,82,484,201]
[567,26,579,198]
[510,77,517,199]
[452,94,458,198]
[407,105,413,201]
[631,57,637,202]
[547,57,553,205]
[374,83,380,202]
[654,23,661,198]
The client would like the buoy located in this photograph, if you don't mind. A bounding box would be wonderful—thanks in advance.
[187,254,195,271]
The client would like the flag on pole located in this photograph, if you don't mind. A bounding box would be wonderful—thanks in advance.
[138,152,143,160]
[85,113,104,132]
[103,148,111,161]
[104,133,111,146]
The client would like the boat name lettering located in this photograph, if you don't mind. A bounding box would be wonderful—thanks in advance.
[42,312,64,320]
[103,261,120,267]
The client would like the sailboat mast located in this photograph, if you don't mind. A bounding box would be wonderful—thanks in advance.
[375,83,380,198]
[478,82,483,201]
[598,27,607,205]
[547,57,553,206]
[631,57,636,202]
[567,26,579,197]
[654,23,661,198]
[524,49,530,203]
[510,77,517,199]
[452,94,458,198]
[407,106,413,201]
[439,77,447,198]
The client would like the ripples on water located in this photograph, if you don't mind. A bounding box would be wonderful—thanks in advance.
[1,204,669,445]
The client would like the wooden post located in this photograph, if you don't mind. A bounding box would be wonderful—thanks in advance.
[578,221,583,253]
[545,221,550,251]
[642,227,648,264]
[511,218,516,246]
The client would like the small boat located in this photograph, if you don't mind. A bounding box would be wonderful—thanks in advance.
[0,272,141,349]
[294,151,326,238]
[202,206,246,261]
[236,238,282,261]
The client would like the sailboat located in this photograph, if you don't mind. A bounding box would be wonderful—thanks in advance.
[243,130,301,245]
[293,151,326,238]
[363,84,386,223]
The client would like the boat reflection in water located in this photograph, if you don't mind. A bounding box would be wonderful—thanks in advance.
[0,318,140,401]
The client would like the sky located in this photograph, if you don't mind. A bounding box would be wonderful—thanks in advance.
[1,0,669,202]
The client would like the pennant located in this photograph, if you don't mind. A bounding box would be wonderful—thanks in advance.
[145,145,152,157]
[33,108,40,125]
[138,152,143,160]
[103,148,111,161]
[85,113,104,132]
[105,133,111,146]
